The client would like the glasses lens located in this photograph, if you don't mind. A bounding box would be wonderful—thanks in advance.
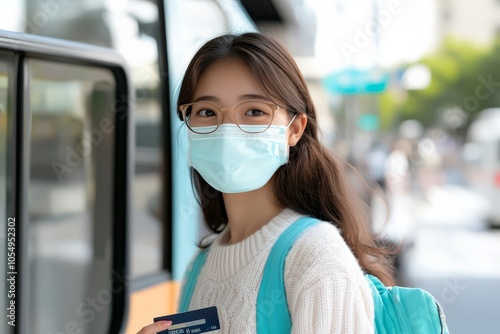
[234,101,275,133]
[184,102,220,134]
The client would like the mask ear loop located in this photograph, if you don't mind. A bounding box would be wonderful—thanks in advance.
[285,113,299,129]
[283,113,300,161]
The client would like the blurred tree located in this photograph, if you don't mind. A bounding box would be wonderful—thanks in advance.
[378,89,400,131]
[387,37,500,136]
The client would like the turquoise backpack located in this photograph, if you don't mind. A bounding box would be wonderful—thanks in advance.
[179,217,449,333]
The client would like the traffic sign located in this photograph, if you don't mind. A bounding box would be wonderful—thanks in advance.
[322,68,389,94]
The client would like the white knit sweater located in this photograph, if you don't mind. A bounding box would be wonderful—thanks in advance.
[184,208,374,333]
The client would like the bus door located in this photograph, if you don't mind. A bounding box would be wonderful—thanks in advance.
[0,30,130,334]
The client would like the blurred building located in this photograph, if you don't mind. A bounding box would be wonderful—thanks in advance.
[244,0,439,69]
[438,0,500,45]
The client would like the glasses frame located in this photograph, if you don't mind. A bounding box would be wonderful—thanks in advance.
[179,100,290,134]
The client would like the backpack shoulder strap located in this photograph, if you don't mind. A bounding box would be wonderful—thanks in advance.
[365,274,398,334]
[178,248,209,312]
[256,216,321,334]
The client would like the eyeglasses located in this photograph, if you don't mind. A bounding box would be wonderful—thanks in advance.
[179,100,289,134]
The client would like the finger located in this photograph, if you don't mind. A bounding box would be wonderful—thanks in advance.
[137,320,172,334]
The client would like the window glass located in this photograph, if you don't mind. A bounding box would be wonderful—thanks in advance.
[165,0,252,279]
[124,2,164,279]
[166,0,227,85]
[0,56,11,334]
[214,0,254,32]
[0,0,164,279]
[28,59,116,334]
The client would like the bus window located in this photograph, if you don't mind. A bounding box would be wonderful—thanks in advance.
[27,59,116,334]
[0,53,13,334]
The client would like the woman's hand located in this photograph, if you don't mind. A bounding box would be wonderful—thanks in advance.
[137,320,172,334]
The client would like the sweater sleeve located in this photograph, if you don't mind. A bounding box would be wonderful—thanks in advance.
[284,222,374,334]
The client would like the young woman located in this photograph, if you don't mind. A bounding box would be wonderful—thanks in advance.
[138,32,393,334]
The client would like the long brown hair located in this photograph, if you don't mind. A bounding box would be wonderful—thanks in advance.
[177,33,395,285]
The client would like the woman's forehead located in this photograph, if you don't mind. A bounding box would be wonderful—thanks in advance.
[194,59,264,99]
[193,59,288,108]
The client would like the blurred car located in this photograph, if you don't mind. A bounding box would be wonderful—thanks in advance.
[463,108,500,227]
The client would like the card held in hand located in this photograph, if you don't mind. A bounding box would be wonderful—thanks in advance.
[154,306,221,334]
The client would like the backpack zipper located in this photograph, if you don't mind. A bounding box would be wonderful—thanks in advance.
[435,300,446,334]
[390,287,413,333]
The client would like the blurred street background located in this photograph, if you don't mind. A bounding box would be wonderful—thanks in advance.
[247,0,500,332]
[1,0,500,333]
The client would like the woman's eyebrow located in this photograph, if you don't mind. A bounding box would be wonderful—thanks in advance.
[193,95,219,103]
[194,94,272,103]
[239,94,272,102]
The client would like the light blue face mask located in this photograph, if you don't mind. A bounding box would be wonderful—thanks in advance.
[187,123,292,193]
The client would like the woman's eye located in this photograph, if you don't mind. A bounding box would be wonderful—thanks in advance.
[198,109,216,117]
[245,109,265,117]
